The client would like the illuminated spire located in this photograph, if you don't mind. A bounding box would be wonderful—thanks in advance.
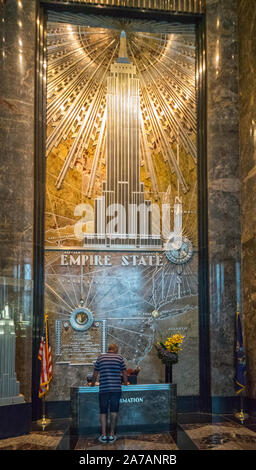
[117,30,130,64]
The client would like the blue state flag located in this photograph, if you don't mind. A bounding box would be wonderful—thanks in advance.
[235,309,247,394]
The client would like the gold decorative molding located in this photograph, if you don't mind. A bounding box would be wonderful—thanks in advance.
[46,0,205,14]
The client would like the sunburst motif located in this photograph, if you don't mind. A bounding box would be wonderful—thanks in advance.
[46,17,196,197]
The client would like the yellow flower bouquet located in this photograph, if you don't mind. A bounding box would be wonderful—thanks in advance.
[155,334,184,365]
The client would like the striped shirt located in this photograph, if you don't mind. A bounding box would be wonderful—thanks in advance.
[94,353,126,393]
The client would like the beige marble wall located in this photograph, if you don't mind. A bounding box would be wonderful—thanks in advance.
[238,0,256,399]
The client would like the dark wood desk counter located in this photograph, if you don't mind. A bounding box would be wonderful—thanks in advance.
[71,384,177,435]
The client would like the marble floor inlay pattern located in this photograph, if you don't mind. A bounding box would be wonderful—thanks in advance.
[180,421,256,450]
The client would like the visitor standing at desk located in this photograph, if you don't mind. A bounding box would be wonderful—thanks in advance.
[91,344,127,443]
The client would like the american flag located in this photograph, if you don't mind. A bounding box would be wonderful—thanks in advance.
[235,307,247,395]
[38,314,53,398]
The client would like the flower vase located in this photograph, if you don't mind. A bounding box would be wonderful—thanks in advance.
[165,364,173,383]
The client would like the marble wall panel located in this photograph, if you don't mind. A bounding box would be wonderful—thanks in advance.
[0,0,36,402]
[206,0,241,396]
[238,0,256,399]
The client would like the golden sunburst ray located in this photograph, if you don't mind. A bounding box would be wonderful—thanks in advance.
[46,19,196,198]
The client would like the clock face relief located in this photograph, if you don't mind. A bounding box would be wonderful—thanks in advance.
[70,308,94,332]
[165,237,194,265]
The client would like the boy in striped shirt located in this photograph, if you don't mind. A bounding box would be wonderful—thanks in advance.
[92,344,127,443]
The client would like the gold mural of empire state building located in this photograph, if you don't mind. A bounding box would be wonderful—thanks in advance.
[85,31,162,249]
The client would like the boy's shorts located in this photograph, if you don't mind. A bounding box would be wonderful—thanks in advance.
[99,391,121,413]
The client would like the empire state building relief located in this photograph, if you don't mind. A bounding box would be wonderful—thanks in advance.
[45,16,197,252]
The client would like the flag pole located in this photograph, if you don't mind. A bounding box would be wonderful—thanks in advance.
[37,313,52,429]
[37,395,51,429]
[235,392,248,424]
[234,303,248,424]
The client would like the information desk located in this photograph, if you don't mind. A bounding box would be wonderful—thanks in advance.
[71,384,177,435]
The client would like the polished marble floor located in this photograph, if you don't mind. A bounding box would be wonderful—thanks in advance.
[0,414,256,451]
[0,420,68,451]
[73,414,256,451]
